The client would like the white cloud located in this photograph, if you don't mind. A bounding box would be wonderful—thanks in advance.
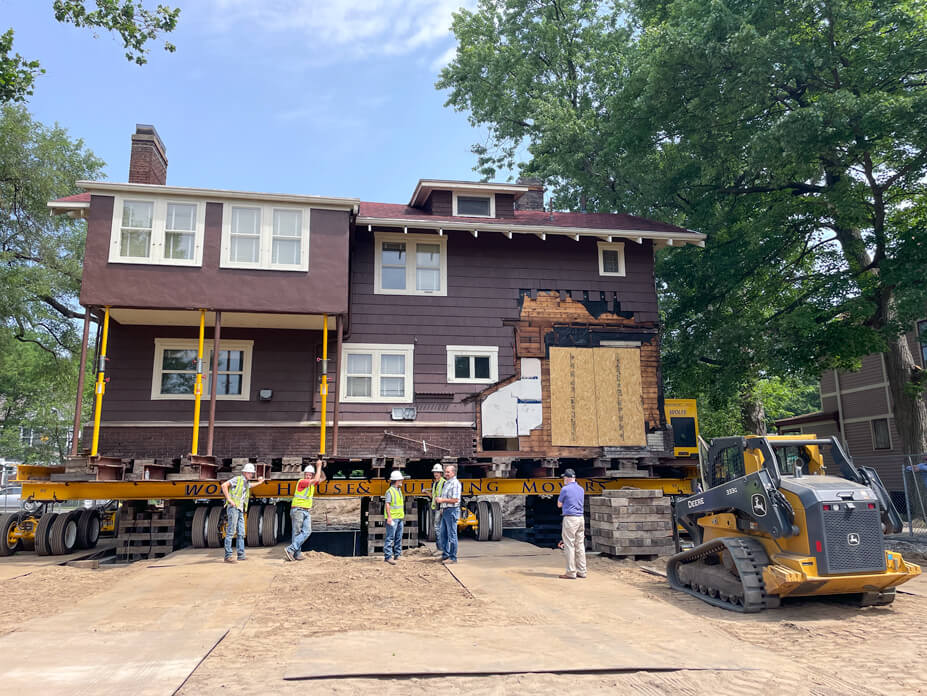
[203,0,473,62]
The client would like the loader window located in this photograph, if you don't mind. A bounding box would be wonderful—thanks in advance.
[775,446,810,476]
[710,445,745,487]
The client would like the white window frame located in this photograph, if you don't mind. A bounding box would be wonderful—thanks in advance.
[220,201,310,271]
[452,192,495,218]
[446,345,499,384]
[597,241,626,277]
[151,338,253,401]
[373,231,447,296]
[108,195,206,266]
[870,417,892,451]
[339,343,414,403]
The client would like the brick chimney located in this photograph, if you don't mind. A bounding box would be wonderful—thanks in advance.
[515,177,544,211]
[128,124,167,185]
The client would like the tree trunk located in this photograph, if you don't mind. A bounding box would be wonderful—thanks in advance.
[740,387,767,435]
[884,334,927,455]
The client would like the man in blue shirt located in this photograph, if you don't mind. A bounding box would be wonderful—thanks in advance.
[557,469,586,579]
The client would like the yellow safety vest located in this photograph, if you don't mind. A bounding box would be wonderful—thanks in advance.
[227,475,249,512]
[292,481,315,510]
[430,477,445,510]
[385,486,404,520]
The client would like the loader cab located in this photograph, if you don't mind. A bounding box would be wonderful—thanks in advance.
[705,437,746,488]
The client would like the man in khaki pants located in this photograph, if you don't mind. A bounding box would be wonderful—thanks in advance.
[557,469,586,579]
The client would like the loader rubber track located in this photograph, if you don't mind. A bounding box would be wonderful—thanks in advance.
[666,536,774,613]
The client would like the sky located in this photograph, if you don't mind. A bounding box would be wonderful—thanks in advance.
[5,0,498,204]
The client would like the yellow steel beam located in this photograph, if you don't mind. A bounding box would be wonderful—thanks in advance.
[190,309,206,455]
[319,313,328,455]
[19,477,692,502]
[90,306,110,457]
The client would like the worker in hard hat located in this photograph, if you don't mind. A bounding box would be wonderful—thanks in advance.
[383,470,405,565]
[220,462,265,563]
[284,457,326,562]
[428,463,445,555]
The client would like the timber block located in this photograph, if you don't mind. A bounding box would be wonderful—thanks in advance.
[601,489,664,499]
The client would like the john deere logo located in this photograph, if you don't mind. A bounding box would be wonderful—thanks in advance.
[848,533,860,546]
[751,494,767,517]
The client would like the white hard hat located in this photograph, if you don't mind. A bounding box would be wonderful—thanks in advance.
[242,463,256,474]
[431,463,444,473]
[304,464,316,474]
[389,470,404,481]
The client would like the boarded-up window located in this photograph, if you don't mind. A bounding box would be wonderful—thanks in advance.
[549,347,646,446]
[872,418,891,450]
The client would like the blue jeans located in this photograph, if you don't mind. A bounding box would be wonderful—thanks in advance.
[433,508,444,551]
[287,508,312,554]
[224,506,245,559]
[384,519,404,560]
[440,507,459,561]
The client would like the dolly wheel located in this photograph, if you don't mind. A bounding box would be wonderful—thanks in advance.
[476,501,491,542]
[0,513,21,556]
[35,512,58,556]
[50,510,80,555]
[206,506,225,548]
[490,501,503,541]
[76,509,102,549]
[261,503,278,547]
[191,506,209,548]
[19,516,37,552]
[246,504,264,547]
[425,506,436,542]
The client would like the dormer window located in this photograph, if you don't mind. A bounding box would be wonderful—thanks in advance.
[453,192,494,218]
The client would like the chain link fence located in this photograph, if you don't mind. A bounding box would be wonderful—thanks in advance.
[901,453,927,539]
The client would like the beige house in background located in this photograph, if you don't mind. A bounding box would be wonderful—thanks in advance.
[775,321,926,495]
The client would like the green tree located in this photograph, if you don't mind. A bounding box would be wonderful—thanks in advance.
[0,105,103,461]
[1,1,180,103]
[439,0,927,452]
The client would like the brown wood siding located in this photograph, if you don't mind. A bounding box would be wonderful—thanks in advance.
[841,388,890,420]
[100,323,332,423]
[495,193,515,218]
[344,228,658,427]
[837,354,885,392]
[424,191,452,216]
[843,419,904,490]
[80,196,350,314]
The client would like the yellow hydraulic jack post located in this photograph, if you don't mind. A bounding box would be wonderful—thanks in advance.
[319,314,329,455]
[90,306,111,457]
[191,309,206,455]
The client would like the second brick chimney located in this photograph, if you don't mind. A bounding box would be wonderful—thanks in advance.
[129,124,168,185]
[515,177,545,211]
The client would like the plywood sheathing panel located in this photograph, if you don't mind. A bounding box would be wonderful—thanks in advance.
[550,348,598,446]
[594,348,646,446]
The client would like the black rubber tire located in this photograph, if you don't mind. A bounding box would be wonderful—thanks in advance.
[261,503,278,546]
[191,506,209,548]
[277,502,291,540]
[490,501,503,541]
[76,509,102,549]
[50,510,80,555]
[246,504,263,547]
[0,513,21,556]
[476,501,491,541]
[35,512,58,556]
[206,506,224,548]
[425,506,436,542]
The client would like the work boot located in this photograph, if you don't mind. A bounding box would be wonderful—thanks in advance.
[224,556,236,564]
[284,547,295,562]
[558,574,576,579]
[237,556,247,561]
[294,552,305,561]
[385,558,397,565]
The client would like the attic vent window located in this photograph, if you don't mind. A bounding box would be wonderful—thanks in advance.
[453,193,494,217]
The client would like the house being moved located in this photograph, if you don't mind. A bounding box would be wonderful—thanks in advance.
[50,125,705,480]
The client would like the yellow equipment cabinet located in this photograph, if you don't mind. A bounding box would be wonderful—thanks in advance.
[664,398,699,459]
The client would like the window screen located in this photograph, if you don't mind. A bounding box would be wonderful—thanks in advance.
[457,196,491,216]
[872,418,891,450]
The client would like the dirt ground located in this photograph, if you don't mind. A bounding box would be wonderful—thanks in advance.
[1,540,926,695]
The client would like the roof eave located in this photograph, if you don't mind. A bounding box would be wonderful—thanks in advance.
[356,215,706,247]
[408,179,537,207]
[47,201,90,219]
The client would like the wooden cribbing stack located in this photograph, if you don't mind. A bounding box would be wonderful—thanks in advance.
[116,504,183,562]
[590,489,675,560]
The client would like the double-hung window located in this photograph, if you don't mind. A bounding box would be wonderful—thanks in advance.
[374,231,447,296]
[221,202,310,271]
[109,196,206,266]
[446,345,499,384]
[340,344,414,403]
[151,339,253,400]
[597,241,626,277]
